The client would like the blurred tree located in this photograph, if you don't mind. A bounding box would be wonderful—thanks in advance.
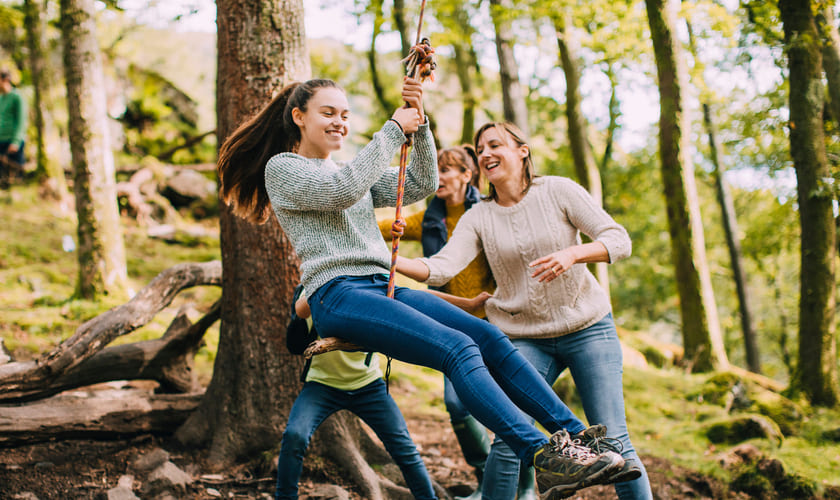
[489,0,528,133]
[816,3,840,130]
[24,0,66,198]
[174,0,309,465]
[779,0,838,407]
[645,0,726,372]
[60,0,128,299]
[685,12,761,374]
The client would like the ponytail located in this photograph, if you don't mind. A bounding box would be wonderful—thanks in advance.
[217,79,341,223]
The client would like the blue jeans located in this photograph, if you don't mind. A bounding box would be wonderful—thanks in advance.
[276,378,436,499]
[309,274,586,463]
[482,314,653,500]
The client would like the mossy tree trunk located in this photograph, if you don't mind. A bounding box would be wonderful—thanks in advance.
[60,0,128,299]
[173,0,311,466]
[779,0,839,407]
[24,0,67,199]
[645,0,727,372]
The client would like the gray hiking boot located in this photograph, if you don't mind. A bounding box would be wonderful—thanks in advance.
[572,424,642,485]
[533,429,625,499]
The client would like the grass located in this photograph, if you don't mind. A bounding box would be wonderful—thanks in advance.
[3,183,840,496]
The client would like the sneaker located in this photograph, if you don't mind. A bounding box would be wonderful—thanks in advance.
[572,425,642,484]
[534,429,625,499]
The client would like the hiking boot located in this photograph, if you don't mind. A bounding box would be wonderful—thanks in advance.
[533,429,625,499]
[572,425,642,484]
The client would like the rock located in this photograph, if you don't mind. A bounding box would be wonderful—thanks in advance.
[716,443,763,469]
[303,484,351,500]
[162,170,215,208]
[141,460,193,497]
[706,414,783,446]
[132,448,170,473]
[102,486,139,500]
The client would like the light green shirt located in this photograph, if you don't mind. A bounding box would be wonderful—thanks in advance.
[306,347,382,391]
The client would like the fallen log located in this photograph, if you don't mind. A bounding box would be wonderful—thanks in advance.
[0,261,222,401]
[0,388,203,447]
[2,301,220,404]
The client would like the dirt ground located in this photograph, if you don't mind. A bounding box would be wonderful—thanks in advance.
[0,405,746,500]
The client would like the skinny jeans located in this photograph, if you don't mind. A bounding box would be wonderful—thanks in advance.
[308,274,586,463]
[482,314,653,500]
[276,378,435,499]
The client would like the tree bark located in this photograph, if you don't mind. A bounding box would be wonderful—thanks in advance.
[393,0,411,59]
[779,0,839,406]
[0,261,221,400]
[24,0,68,199]
[368,0,400,116]
[816,4,840,129]
[645,0,727,372]
[174,0,311,467]
[554,11,610,297]
[489,0,529,134]
[60,0,128,299]
[0,390,202,447]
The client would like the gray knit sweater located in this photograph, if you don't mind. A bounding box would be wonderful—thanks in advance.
[265,120,437,299]
[418,176,631,338]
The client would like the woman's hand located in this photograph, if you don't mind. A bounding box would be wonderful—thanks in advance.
[530,248,577,283]
[464,291,493,312]
[402,76,425,120]
[391,106,421,135]
[391,218,406,239]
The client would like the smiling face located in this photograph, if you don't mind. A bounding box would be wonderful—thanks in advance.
[475,126,529,187]
[292,87,350,159]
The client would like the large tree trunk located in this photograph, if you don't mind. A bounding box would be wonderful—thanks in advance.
[24,0,68,200]
[779,0,839,407]
[173,0,311,467]
[60,0,128,299]
[489,0,528,133]
[554,12,610,297]
[645,0,727,372]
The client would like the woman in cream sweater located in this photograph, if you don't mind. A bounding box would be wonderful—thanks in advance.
[395,122,652,500]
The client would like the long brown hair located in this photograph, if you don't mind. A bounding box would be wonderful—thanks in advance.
[438,145,481,190]
[473,122,537,203]
[217,79,341,223]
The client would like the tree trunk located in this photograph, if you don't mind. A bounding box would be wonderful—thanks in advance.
[393,0,411,59]
[174,0,311,467]
[703,103,761,374]
[453,42,477,145]
[554,12,610,297]
[24,0,67,199]
[60,0,128,299]
[489,0,528,133]
[645,0,727,372]
[685,19,761,374]
[779,0,839,407]
[0,390,202,447]
[816,4,840,129]
[368,0,400,116]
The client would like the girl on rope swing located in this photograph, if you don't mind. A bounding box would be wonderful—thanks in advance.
[215,61,629,499]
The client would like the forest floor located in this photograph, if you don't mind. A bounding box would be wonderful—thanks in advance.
[0,383,746,500]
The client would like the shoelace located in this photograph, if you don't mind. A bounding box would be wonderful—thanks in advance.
[550,433,598,460]
[577,434,624,454]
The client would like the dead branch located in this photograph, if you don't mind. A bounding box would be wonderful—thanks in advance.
[157,130,216,162]
[0,389,203,447]
[0,261,221,401]
[2,301,220,404]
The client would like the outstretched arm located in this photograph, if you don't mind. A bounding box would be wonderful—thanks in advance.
[427,290,492,313]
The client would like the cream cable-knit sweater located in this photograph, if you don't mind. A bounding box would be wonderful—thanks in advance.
[265,120,438,299]
[419,176,631,338]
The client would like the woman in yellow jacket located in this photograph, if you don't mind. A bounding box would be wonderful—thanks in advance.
[380,145,536,500]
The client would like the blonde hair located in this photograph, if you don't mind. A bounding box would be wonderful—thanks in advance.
[473,122,536,203]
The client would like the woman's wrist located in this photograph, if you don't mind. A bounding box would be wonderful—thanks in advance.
[388,118,404,134]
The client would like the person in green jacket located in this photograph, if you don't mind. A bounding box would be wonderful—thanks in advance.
[0,69,26,186]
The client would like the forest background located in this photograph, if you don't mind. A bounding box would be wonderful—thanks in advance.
[1,0,840,498]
